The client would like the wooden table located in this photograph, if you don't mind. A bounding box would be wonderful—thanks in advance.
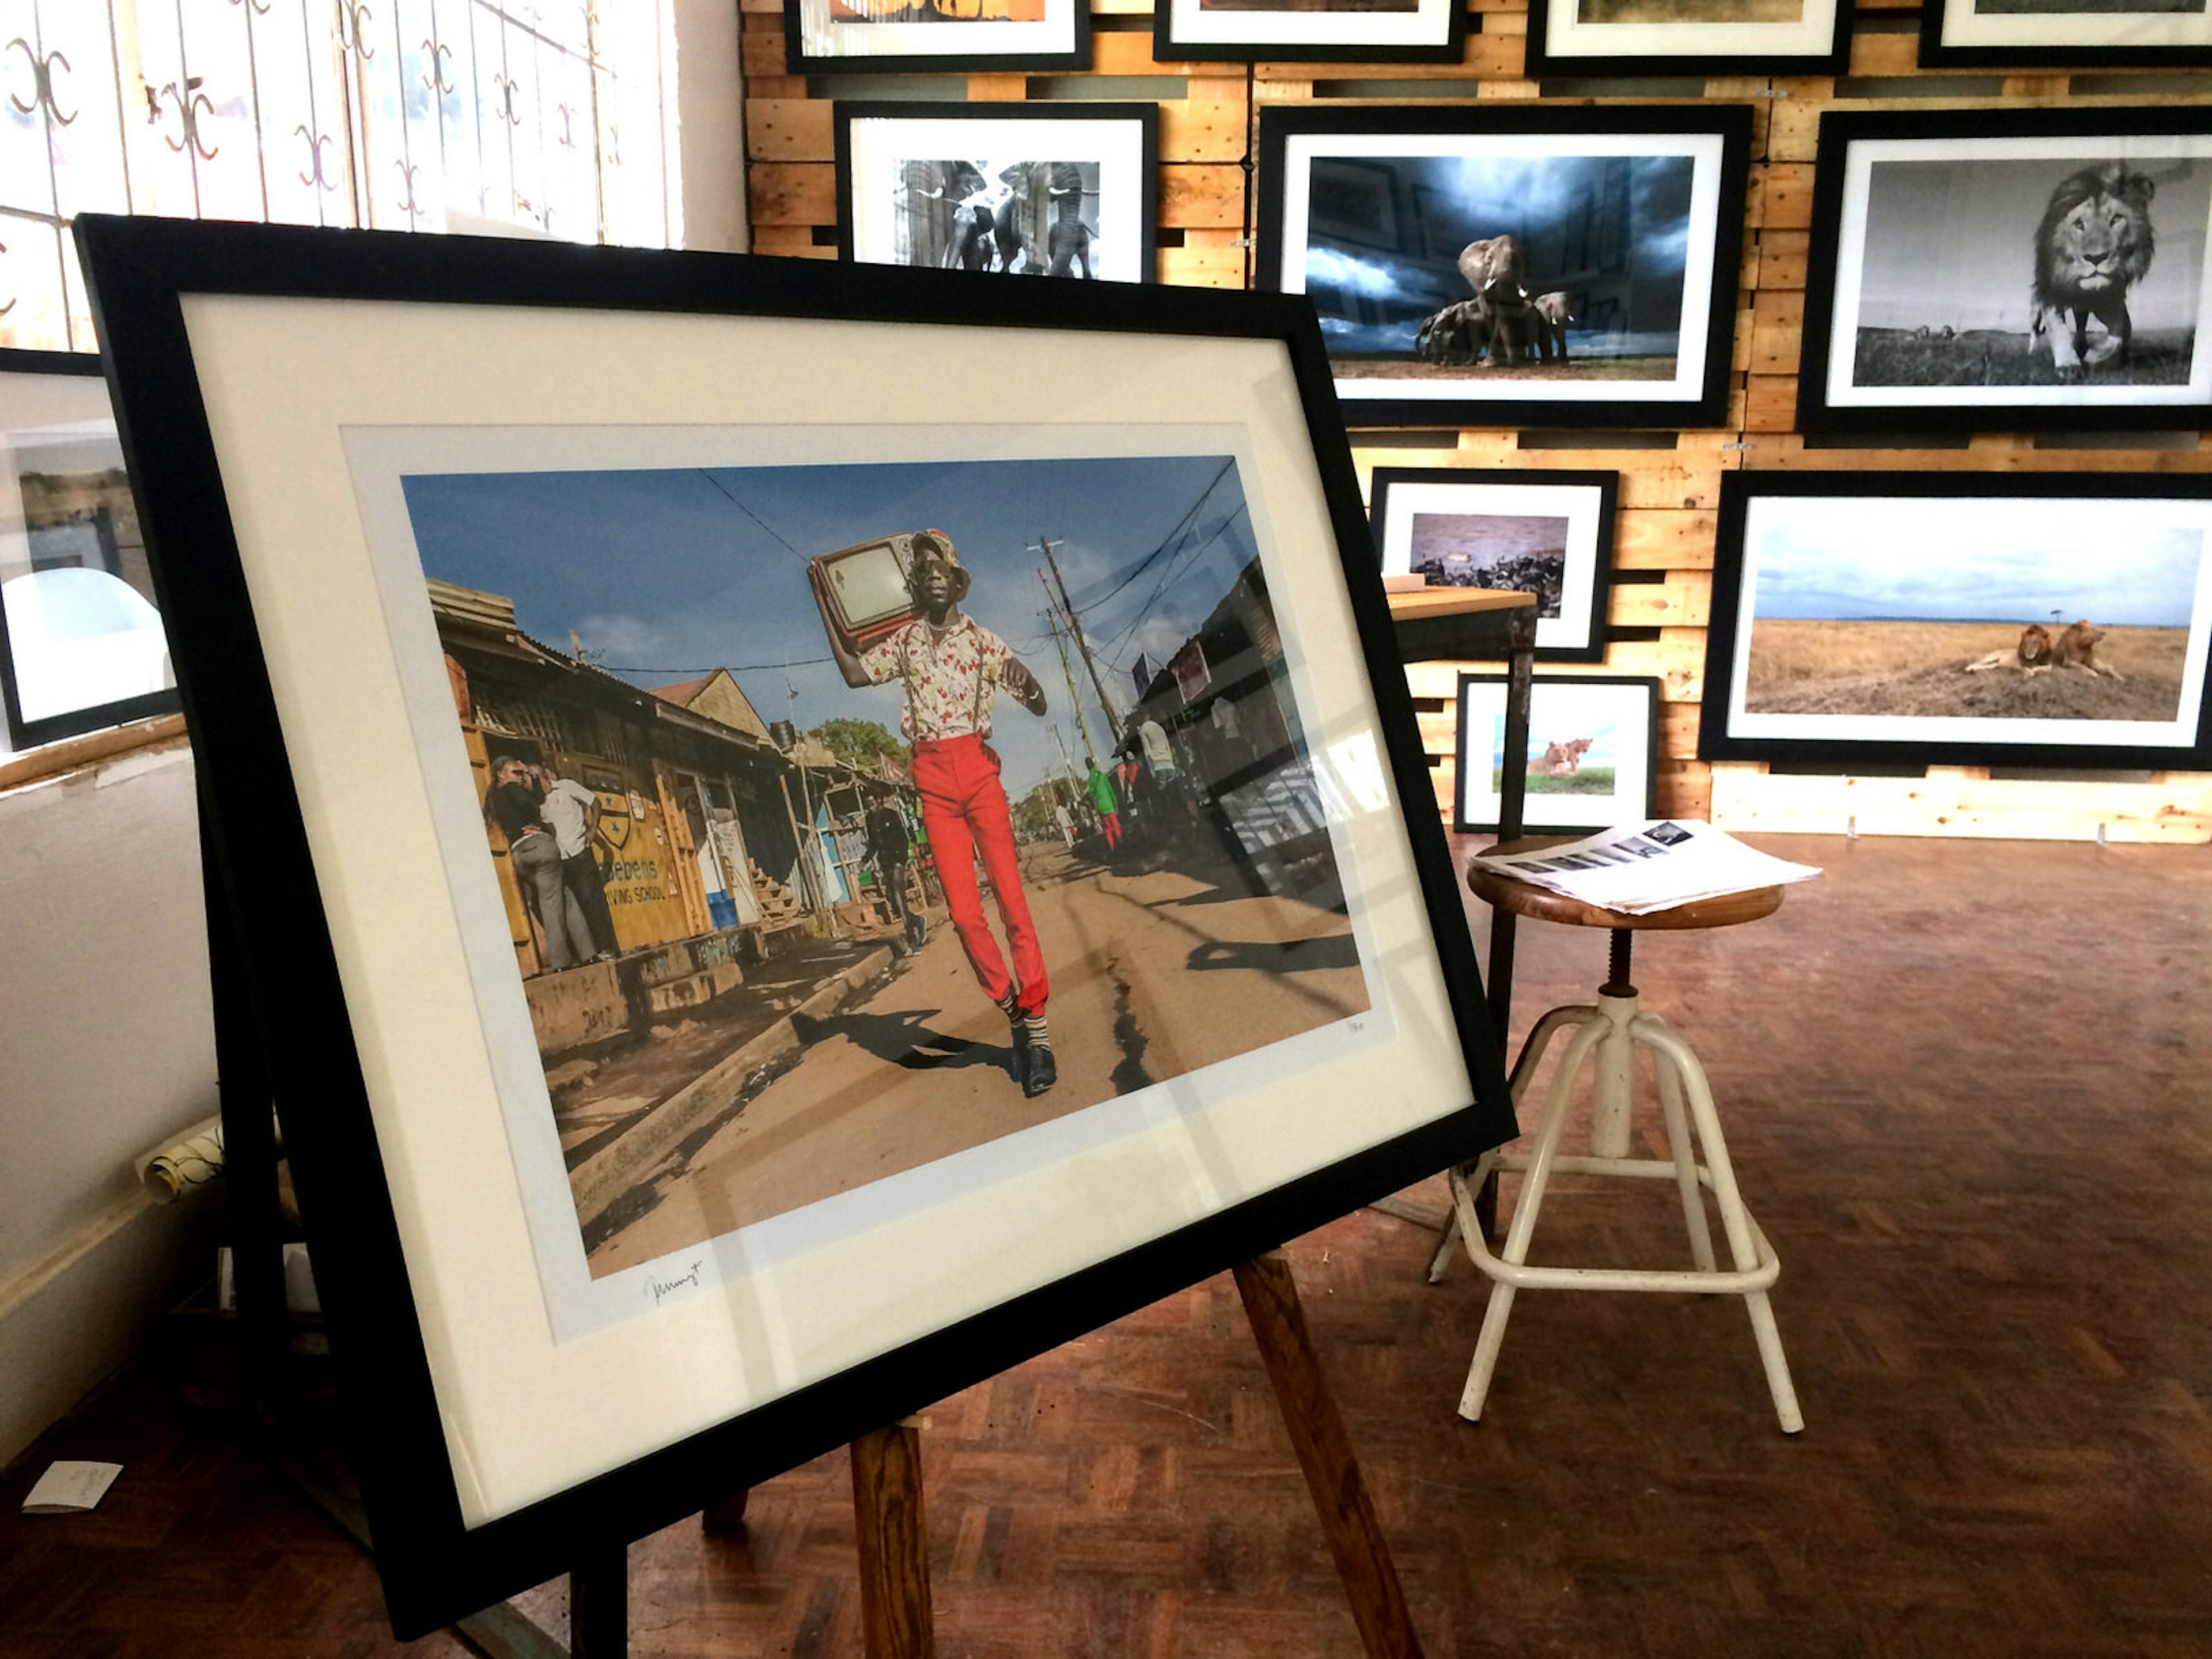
[1387,586,1539,1043]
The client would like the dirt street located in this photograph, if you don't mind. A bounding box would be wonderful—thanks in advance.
[591,843,1366,1275]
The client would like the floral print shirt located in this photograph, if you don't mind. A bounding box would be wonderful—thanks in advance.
[859,613,1012,741]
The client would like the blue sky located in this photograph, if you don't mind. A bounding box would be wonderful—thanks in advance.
[1753,508,2204,626]
[401,454,1257,798]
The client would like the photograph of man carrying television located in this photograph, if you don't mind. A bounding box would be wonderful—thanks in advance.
[400,450,1377,1278]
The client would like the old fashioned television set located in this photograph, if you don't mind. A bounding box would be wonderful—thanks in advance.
[810,532,924,657]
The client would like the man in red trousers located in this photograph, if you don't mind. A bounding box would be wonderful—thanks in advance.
[819,531,1057,1097]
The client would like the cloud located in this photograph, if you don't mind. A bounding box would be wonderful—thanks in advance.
[1305,246,1427,305]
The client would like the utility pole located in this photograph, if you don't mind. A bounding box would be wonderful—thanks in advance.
[1048,722,1085,804]
[1037,573,1097,768]
[1035,535,1123,747]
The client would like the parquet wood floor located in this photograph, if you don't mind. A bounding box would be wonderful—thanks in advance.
[5,834,2210,1658]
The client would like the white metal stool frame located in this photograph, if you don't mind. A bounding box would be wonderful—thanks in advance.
[1438,933,1803,1435]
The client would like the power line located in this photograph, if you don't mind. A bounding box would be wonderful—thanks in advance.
[604,657,833,675]
[1065,458,1236,619]
[696,468,804,558]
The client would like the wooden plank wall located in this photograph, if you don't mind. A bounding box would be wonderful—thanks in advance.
[738,0,2212,842]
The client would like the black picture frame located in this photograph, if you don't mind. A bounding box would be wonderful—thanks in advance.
[0,346,180,752]
[1919,0,2212,71]
[73,213,1517,1637]
[1797,107,2212,435]
[1524,0,1852,78]
[1370,466,1618,663]
[1700,469,2212,771]
[782,0,1089,74]
[1455,671,1660,834]
[1152,0,1467,65]
[833,101,1160,282]
[1255,104,1752,431]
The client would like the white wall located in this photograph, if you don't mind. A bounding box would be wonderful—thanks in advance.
[0,740,223,1465]
[673,0,748,254]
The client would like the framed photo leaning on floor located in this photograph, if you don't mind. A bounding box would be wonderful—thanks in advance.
[1256,104,1753,430]
[1919,0,2212,71]
[836,101,1158,282]
[1523,0,1853,78]
[1797,108,2212,434]
[1456,672,1660,835]
[1370,467,1618,663]
[1699,470,2212,770]
[74,214,1517,1637]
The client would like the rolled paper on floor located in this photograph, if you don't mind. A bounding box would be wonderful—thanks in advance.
[136,1114,225,1203]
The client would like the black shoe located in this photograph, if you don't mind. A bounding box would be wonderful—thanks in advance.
[1022,1040,1056,1097]
[1018,1012,1055,1098]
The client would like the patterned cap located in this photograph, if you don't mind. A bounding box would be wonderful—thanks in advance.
[907,529,970,600]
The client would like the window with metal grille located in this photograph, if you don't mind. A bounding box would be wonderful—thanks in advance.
[1,0,676,354]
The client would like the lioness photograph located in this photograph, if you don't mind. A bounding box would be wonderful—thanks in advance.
[1735,495,2207,726]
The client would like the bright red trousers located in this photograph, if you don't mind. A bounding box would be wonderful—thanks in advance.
[913,734,1048,1015]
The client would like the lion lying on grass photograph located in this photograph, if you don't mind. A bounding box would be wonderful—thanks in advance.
[1964,620,2124,681]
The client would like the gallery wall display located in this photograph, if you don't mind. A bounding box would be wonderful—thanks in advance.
[1369,467,1617,662]
[1919,0,2212,70]
[1456,672,1660,834]
[1700,471,2212,770]
[783,0,1088,74]
[1798,108,2212,434]
[1523,0,1852,77]
[835,103,1158,282]
[1256,105,1753,430]
[74,213,1517,1635]
[0,347,178,751]
[1153,0,1465,64]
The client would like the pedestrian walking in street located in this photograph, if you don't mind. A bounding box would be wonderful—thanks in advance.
[819,530,1059,1098]
[864,787,926,951]
[1085,760,1122,851]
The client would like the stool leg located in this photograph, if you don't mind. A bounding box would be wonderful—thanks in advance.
[1459,1014,1611,1422]
[1425,1210,1461,1285]
[1650,1043,1718,1274]
[1634,1016,1804,1435]
[1430,1005,1592,1286]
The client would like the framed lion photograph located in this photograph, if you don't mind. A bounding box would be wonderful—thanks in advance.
[1699,471,2212,771]
[1798,108,2212,434]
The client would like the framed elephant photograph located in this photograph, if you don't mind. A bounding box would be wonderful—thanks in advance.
[1919,0,2212,70]
[1524,0,1853,77]
[1798,108,2212,434]
[1255,105,1753,430]
[1456,672,1660,834]
[836,103,1158,283]
[784,0,1089,75]
[1700,471,2212,770]
[1369,467,1618,661]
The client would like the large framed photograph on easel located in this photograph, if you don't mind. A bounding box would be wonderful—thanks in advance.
[75,215,1516,1635]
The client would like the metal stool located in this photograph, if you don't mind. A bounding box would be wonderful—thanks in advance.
[1439,854,1803,1434]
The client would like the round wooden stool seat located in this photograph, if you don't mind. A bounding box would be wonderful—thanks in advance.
[1466,836,1785,932]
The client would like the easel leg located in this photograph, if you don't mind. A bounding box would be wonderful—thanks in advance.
[1233,1252,1425,1659]
[851,1419,934,1659]
[702,1487,751,1536]
[569,1542,628,1659]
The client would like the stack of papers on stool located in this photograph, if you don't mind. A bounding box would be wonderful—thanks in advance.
[1474,820,1822,915]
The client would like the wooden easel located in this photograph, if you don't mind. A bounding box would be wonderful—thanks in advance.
[206,816,1431,1659]
[570,1251,1424,1659]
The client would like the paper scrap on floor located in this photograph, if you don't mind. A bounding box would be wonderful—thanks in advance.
[1475,820,1821,915]
[22,1461,123,1515]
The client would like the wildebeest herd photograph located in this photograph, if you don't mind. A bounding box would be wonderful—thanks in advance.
[1737,498,2207,726]
[1410,510,1569,614]
[1840,153,2212,390]
[1294,149,1701,382]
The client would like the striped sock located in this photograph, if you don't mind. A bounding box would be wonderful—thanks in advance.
[1020,1013,1050,1053]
